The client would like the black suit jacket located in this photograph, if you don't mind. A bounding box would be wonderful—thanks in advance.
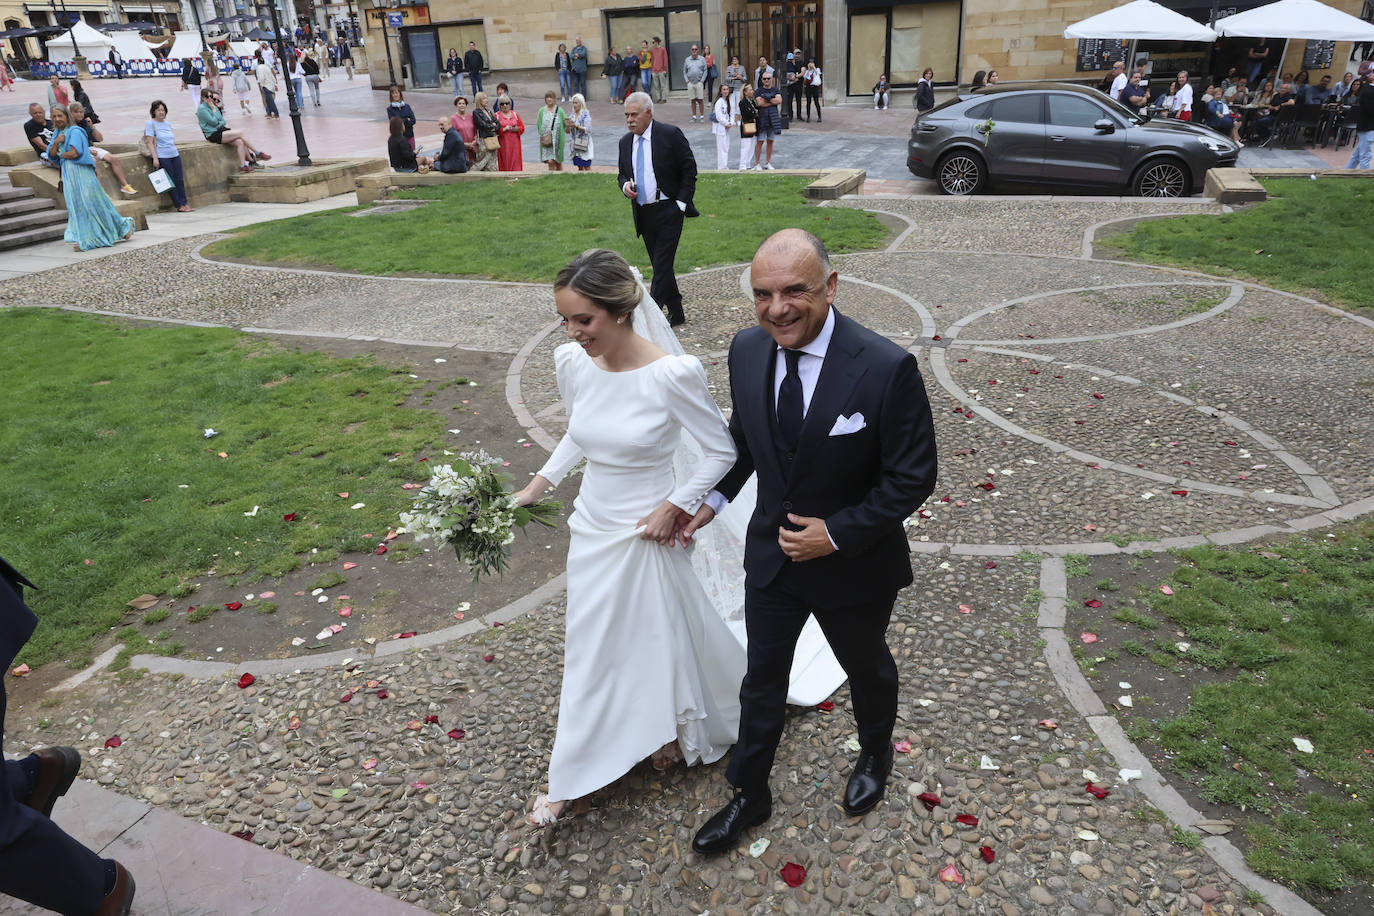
[717,311,937,605]
[617,120,699,237]
[435,128,469,173]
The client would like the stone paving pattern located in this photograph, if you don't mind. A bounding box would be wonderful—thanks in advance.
[3,192,1371,915]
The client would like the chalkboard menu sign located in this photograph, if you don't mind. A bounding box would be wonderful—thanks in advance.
[1302,39,1335,70]
[1076,39,1129,72]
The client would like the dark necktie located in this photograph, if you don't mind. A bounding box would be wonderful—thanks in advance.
[777,349,803,451]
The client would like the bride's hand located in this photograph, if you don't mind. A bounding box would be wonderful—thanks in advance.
[514,475,552,507]
[636,501,688,547]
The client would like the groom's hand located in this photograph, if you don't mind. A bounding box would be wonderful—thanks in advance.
[779,514,836,562]
[678,504,716,545]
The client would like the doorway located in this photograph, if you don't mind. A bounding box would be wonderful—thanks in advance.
[405,28,440,88]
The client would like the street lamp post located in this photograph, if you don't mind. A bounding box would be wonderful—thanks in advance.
[260,0,311,165]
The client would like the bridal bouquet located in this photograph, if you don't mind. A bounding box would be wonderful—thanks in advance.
[398,450,561,582]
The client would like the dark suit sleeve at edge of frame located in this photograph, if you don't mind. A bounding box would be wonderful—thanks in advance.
[824,352,938,555]
[714,335,756,503]
[617,134,632,189]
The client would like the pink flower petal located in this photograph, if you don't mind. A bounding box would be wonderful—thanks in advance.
[894,739,913,754]
[1159,584,1174,595]
[1171,489,1189,496]
[1080,632,1099,644]
[376,689,389,699]
[340,692,353,703]
[287,716,301,730]
[343,562,358,571]
[939,863,963,884]
[483,653,495,662]
[406,720,423,730]
[224,602,243,610]
[362,757,377,770]
[958,604,973,614]
[1039,718,1058,730]
[11,664,30,677]
[984,561,997,569]
[1091,393,1104,400]
[338,607,352,618]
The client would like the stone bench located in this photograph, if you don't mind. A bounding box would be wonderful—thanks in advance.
[9,141,241,212]
[355,167,868,206]
[1205,166,1374,204]
[227,158,387,204]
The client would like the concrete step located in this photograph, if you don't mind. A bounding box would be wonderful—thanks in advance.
[0,221,66,251]
[0,185,34,202]
[0,195,55,218]
[0,206,66,232]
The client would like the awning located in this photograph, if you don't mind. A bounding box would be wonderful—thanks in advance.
[1064,0,1217,42]
[1214,0,1374,40]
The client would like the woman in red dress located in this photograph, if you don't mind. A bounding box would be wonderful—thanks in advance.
[496,94,524,171]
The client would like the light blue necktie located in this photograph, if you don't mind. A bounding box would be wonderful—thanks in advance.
[634,136,647,205]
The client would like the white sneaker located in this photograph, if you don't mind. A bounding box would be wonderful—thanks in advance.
[753,165,763,171]
[764,163,775,169]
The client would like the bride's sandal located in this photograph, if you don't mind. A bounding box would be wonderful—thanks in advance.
[526,794,567,826]
[650,741,684,772]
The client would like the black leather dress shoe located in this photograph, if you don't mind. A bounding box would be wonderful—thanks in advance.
[842,745,893,816]
[668,309,687,327]
[692,789,771,855]
[24,746,81,818]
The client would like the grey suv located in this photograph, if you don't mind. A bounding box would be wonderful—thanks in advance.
[907,82,1238,196]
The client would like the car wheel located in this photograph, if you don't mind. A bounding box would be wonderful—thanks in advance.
[936,149,986,195]
[1132,158,1188,197]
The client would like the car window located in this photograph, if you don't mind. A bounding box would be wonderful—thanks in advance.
[1048,94,1108,129]
[966,101,991,120]
[989,94,1043,125]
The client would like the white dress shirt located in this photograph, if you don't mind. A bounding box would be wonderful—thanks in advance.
[1110,72,1128,99]
[703,308,838,553]
[622,121,687,211]
[1173,83,1193,114]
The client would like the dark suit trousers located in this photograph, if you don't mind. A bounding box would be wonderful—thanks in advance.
[0,571,106,914]
[636,199,685,320]
[726,568,900,795]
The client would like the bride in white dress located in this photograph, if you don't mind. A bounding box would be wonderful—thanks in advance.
[516,249,843,825]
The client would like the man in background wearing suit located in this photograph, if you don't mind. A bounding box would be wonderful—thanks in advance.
[618,91,698,327]
[0,556,136,914]
[685,229,938,854]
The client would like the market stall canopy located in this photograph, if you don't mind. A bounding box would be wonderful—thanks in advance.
[1064,0,1217,41]
[97,21,159,31]
[1213,0,1374,40]
[60,20,116,55]
[243,27,282,41]
[167,30,205,58]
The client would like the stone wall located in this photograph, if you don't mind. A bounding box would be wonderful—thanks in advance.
[961,0,1115,84]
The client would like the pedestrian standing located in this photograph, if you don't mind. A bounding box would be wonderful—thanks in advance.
[753,71,782,169]
[638,41,653,95]
[785,50,803,121]
[703,45,717,103]
[145,99,192,212]
[737,83,758,169]
[650,37,669,103]
[603,47,623,104]
[915,68,935,113]
[471,90,499,171]
[446,47,464,98]
[465,41,484,94]
[567,93,593,171]
[711,83,735,169]
[571,37,588,100]
[803,59,821,122]
[684,45,708,122]
[255,51,280,118]
[725,56,746,101]
[302,52,322,106]
[232,61,252,115]
[337,37,355,81]
[180,57,202,108]
[1172,70,1194,121]
[555,44,572,102]
[1345,77,1374,169]
[107,47,123,79]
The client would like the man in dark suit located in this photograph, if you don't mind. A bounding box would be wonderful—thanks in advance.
[0,556,136,914]
[617,91,698,327]
[685,229,938,854]
[433,116,469,173]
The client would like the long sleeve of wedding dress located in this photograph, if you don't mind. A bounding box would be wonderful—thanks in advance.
[660,357,735,515]
[536,345,586,486]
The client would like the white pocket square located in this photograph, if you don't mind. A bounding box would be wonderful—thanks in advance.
[828,412,866,437]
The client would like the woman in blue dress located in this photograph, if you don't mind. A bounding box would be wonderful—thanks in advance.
[48,106,134,252]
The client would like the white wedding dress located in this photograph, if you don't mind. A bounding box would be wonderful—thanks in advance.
[536,291,845,804]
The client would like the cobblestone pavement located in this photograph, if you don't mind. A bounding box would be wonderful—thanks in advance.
[2,196,1370,915]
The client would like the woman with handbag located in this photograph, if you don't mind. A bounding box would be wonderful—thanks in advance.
[703,45,717,104]
[737,83,758,170]
[471,91,500,171]
[536,90,567,171]
[144,99,192,212]
[710,83,735,170]
[301,52,322,106]
[566,93,593,171]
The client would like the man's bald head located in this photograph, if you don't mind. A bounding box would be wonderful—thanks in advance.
[751,229,838,350]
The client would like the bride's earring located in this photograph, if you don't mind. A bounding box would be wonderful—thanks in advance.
[617,316,625,324]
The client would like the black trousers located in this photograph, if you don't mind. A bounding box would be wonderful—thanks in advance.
[788,83,804,119]
[805,85,821,120]
[726,570,899,795]
[636,200,685,322]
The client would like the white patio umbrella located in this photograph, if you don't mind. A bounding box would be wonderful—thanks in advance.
[1213,0,1374,40]
[1064,0,1217,41]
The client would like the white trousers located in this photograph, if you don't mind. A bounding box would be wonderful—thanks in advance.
[739,136,755,169]
[715,131,731,170]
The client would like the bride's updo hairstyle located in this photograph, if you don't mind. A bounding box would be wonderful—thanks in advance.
[554,249,642,327]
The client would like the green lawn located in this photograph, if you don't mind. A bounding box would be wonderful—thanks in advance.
[1136,521,1374,892]
[202,174,887,282]
[1096,178,1369,312]
[0,309,446,668]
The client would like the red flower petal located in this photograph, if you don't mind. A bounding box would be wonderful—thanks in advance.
[283,513,297,522]
[232,830,254,841]
[957,358,968,363]
[376,545,388,555]
[376,689,389,699]
[1223,440,1238,446]
[1091,393,1105,400]
[958,604,974,614]
[225,602,243,611]
[917,792,941,809]
[1171,489,1189,496]
[397,631,417,639]
[1085,782,1111,799]
[1039,718,1058,730]
[185,606,196,614]
[483,654,495,662]
[985,561,997,569]
[104,736,122,748]
[780,862,807,887]
[980,846,996,863]
[287,716,301,730]
[816,700,835,712]
[424,715,439,724]
[340,692,353,703]
[980,482,996,491]
[955,813,979,826]
[1028,369,1040,375]
[447,728,466,740]
[1084,599,1102,608]
[237,673,255,689]
[931,334,942,341]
